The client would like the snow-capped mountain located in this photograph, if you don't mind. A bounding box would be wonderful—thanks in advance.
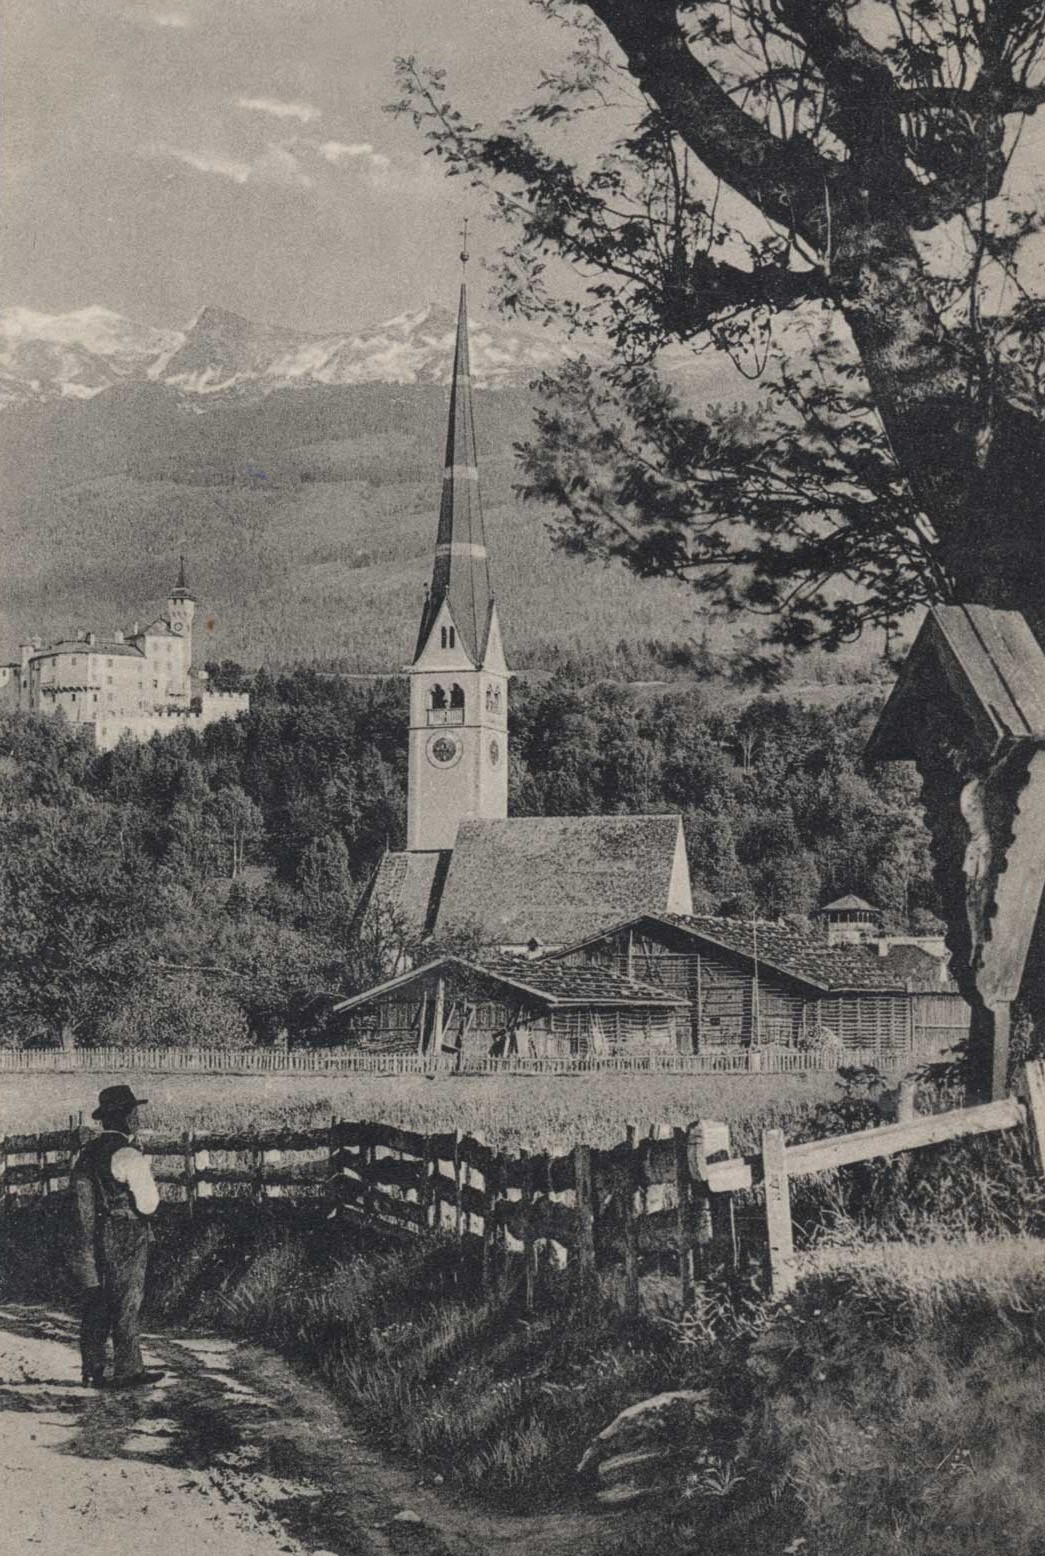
[0,301,566,406]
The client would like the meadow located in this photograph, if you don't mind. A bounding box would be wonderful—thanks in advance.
[0,1067,847,1150]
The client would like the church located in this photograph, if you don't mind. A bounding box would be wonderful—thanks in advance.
[357,274,693,957]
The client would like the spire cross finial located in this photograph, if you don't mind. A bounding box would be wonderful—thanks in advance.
[460,217,469,270]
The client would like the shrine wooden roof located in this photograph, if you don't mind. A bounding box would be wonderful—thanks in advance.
[868,606,1045,762]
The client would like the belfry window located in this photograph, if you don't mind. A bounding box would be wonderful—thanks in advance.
[430,684,448,710]
[449,626,456,648]
[450,683,465,710]
[440,627,448,648]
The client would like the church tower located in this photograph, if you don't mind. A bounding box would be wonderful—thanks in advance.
[166,555,196,703]
[406,266,509,852]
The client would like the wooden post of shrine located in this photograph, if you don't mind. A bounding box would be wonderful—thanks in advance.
[867,607,1045,1103]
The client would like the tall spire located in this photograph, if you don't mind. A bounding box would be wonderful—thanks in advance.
[413,238,495,666]
[171,554,194,600]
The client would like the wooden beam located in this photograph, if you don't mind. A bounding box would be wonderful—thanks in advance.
[623,1123,639,1317]
[574,1143,596,1290]
[762,1129,796,1299]
[674,1128,694,1307]
[785,1096,1024,1178]
[1023,1060,1045,1175]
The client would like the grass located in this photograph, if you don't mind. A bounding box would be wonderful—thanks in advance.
[0,1068,845,1149]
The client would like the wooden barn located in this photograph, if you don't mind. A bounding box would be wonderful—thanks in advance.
[547,913,969,1060]
[331,956,688,1062]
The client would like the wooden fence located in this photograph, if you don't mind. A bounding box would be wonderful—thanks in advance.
[5,1062,1044,1311]
[0,1041,919,1077]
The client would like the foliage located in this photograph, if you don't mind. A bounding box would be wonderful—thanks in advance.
[392,3,1045,658]
[0,667,935,1046]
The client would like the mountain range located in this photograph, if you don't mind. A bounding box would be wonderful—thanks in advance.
[0,302,571,407]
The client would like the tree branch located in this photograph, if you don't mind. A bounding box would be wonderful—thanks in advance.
[584,0,835,243]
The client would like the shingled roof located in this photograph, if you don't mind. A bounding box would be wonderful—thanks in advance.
[332,954,687,1017]
[869,605,1045,761]
[433,814,692,947]
[548,912,936,993]
[351,850,451,945]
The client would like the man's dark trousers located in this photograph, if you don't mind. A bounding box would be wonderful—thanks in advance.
[80,1219,149,1382]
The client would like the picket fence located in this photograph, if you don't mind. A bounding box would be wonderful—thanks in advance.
[0,1042,911,1077]
[6,1061,1044,1310]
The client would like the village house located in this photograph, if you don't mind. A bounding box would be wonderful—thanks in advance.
[544,913,970,1062]
[331,955,688,1062]
[0,561,249,749]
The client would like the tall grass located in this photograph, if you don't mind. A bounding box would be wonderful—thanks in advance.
[0,1068,843,1147]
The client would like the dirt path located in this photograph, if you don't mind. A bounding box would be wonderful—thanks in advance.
[0,1304,613,1556]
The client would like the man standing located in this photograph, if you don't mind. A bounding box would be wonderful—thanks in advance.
[69,1085,164,1389]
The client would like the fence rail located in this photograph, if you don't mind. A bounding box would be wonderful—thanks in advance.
[6,1062,1044,1312]
[0,1041,924,1076]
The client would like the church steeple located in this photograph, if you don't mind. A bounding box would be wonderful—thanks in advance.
[413,271,496,667]
[405,243,510,854]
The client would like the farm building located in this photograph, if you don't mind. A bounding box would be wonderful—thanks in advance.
[331,956,688,1061]
[547,913,970,1060]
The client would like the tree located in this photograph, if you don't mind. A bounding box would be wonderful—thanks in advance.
[394,4,1045,655]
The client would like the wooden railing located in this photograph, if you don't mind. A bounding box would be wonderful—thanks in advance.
[0,1042,909,1076]
[7,1065,1040,1310]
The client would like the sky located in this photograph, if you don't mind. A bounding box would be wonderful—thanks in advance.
[0,0,578,331]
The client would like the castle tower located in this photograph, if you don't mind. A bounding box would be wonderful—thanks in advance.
[406,270,509,852]
[166,555,196,703]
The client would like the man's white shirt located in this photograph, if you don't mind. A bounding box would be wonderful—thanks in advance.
[108,1138,160,1216]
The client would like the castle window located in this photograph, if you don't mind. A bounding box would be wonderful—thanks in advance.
[106,658,113,668]
[430,684,448,711]
[450,683,465,710]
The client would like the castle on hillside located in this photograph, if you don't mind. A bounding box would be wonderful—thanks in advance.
[356,271,693,956]
[0,562,249,750]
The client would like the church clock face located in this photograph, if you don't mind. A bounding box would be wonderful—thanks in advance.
[427,732,462,768]
[171,622,184,635]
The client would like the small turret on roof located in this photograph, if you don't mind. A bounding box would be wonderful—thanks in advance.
[413,278,497,667]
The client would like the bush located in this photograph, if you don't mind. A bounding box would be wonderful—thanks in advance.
[95,978,251,1049]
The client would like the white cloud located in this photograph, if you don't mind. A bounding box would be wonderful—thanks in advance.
[144,140,313,190]
[150,144,252,182]
[237,97,321,124]
[318,140,374,164]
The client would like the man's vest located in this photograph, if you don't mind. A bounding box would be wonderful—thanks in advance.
[74,1133,142,1221]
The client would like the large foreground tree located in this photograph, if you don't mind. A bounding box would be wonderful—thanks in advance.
[395,1,1045,652]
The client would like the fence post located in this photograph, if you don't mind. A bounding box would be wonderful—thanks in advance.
[574,1143,596,1292]
[249,1129,264,1203]
[182,1129,197,1218]
[674,1127,694,1307]
[694,1121,738,1271]
[420,1134,434,1230]
[623,1123,640,1318]
[452,1129,463,1240]
[520,1149,538,1314]
[761,1129,796,1299]
[327,1115,339,1214]
[1023,1060,1045,1174]
[1,1136,7,1212]
[897,1077,917,1123]
[480,1150,497,1296]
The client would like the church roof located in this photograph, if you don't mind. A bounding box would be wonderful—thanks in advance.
[32,640,144,660]
[434,814,689,947]
[413,282,495,667]
[354,849,451,945]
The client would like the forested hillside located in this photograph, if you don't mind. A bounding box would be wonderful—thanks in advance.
[0,671,934,1050]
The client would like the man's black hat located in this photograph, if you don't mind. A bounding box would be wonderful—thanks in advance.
[91,1084,148,1121]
